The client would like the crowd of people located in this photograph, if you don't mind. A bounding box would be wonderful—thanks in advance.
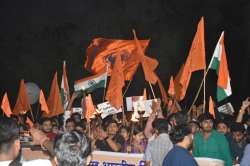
[0,95,250,166]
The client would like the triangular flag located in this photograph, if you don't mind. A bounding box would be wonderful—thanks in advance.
[61,61,70,110]
[143,88,147,100]
[26,117,34,128]
[43,72,64,117]
[208,32,232,101]
[105,54,125,109]
[209,96,215,118]
[13,80,32,115]
[1,92,12,117]
[179,17,206,100]
[133,30,159,84]
[168,76,175,96]
[84,94,96,122]
[157,78,169,106]
[39,90,49,114]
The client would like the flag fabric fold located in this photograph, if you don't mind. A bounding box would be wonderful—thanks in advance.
[43,72,64,117]
[13,80,32,115]
[39,90,49,114]
[84,38,150,80]
[168,76,175,96]
[208,32,232,101]
[105,54,125,109]
[209,96,215,118]
[84,94,96,122]
[1,92,12,117]
[74,71,108,93]
[143,88,147,100]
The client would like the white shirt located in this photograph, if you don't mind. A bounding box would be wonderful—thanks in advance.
[0,159,52,166]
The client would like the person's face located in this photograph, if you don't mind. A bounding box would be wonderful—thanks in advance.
[232,131,244,143]
[201,119,213,132]
[134,132,145,142]
[107,123,118,135]
[65,122,76,132]
[120,128,129,141]
[41,120,52,133]
[217,123,229,134]
[73,115,81,123]
[52,126,59,134]
[189,123,199,134]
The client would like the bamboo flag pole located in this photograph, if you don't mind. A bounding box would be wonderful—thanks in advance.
[122,79,133,97]
[203,69,206,113]
[149,82,156,99]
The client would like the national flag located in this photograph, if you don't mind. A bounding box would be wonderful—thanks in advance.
[133,30,159,84]
[105,54,125,109]
[61,61,70,110]
[143,88,147,100]
[39,90,49,114]
[1,92,12,117]
[84,94,96,122]
[208,32,232,101]
[43,72,64,117]
[13,80,32,115]
[168,76,175,96]
[209,96,215,118]
[84,38,150,80]
[74,71,108,93]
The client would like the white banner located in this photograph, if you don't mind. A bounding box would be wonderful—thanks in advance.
[97,102,122,119]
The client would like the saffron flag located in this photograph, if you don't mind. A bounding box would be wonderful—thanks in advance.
[39,90,49,114]
[143,88,147,100]
[133,30,159,84]
[105,54,125,109]
[61,61,70,110]
[157,78,169,106]
[168,76,175,96]
[84,38,150,80]
[74,71,107,93]
[1,92,12,117]
[84,94,96,122]
[178,17,206,100]
[13,80,32,115]
[208,32,232,101]
[209,96,215,118]
[43,72,64,117]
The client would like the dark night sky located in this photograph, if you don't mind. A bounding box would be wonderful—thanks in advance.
[0,0,249,111]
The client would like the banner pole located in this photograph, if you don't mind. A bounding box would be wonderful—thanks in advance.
[149,82,156,99]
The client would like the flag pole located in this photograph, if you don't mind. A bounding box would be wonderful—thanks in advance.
[203,69,206,113]
[102,64,109,102]
[149,82,156,99]
[122,79,133,97]
[188,68,210,113]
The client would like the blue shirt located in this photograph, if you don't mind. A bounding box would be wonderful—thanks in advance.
[162,145,198,166]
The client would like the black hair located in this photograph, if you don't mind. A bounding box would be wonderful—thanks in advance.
[54,131,91,166]
[169,124,192,144]
[133,125,144,136]
[103,119,118,131]
[152,118,169,134]
[66,118,76,125]
[39,117,52,125]
[167,112,188,126]
[0,118,19,154]
[198,113,214,123]
[216,120,230,128]
[231,122,245,133]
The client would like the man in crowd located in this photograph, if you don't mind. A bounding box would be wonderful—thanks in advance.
[193,113,232,166]
[0,117,52,165]
[144,118,173,166]
[65,118,76,132]
[40,118,57,141]
[163,124,198,166]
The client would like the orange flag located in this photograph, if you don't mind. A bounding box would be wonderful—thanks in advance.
[157,78,169,106]
[13,80,32,115]
[39,90,49,114]
[105,54,125,109]
[26,117,34,128]
[1,92,12,117]
[43,72,64,117]
[133,30,159,84]
[209,96,215,118]
[61,61,70,109]
[143,88,147,100]
[84,94,96,122]
[168,76,175,96]
[84,38,150,80]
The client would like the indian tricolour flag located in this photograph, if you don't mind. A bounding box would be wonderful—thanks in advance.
[61,61,70,110]
[208,31,232,102]
[74,71,108,93]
